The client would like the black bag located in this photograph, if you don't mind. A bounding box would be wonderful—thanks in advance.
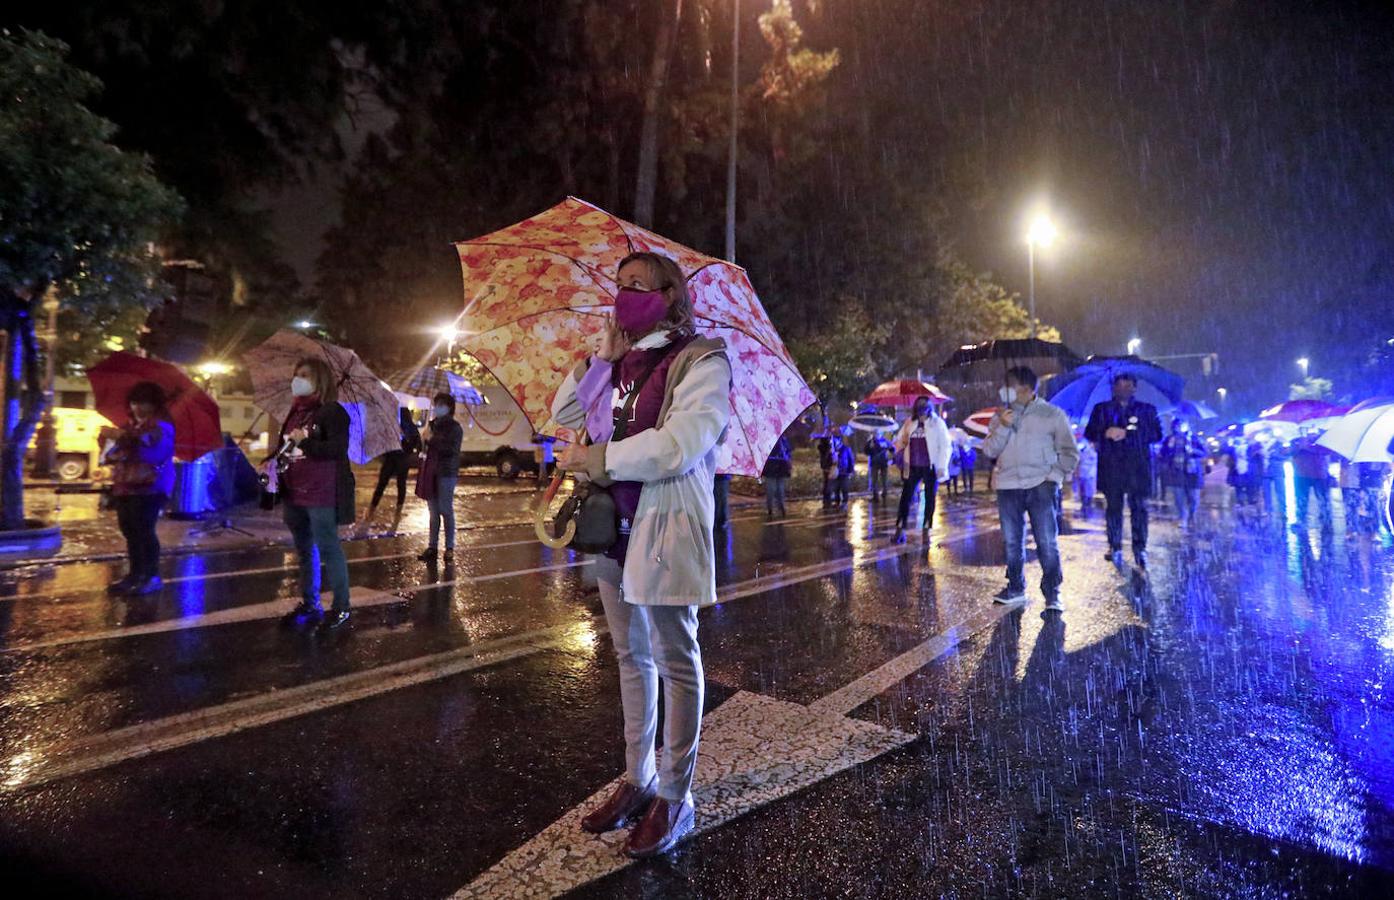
[561,481,619,553]
[553,347,672,553]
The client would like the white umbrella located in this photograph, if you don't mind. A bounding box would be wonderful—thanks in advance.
[1317,398,1394,462]
[848,413,897,433]
[1243,419,1298,442]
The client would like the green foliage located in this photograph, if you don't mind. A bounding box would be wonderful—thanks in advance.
[441,350,500,388]
[788,303,889,403]
[0,29,181,305]
[1289,377,1333,400]
[312,0,1048,400]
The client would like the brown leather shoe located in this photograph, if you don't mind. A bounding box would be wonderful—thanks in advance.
[623,796,695,859]
[580,777,657,834]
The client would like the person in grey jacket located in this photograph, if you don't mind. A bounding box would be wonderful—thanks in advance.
[983,366,1080,610]
[552,251,731,860]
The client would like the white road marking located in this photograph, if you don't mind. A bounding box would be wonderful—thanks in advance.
[2,561,593,653]
[453,546,1019,898]
[1,537,548,605]
[2,524,996,787]
[453,692,915,900]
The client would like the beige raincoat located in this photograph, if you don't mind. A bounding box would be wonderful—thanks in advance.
[551,337,732,607]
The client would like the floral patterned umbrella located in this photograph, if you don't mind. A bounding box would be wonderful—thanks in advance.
[453,197,816,476]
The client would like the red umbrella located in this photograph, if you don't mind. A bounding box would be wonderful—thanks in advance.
[962,407,999,437]
[1258,399,1349,424]
[863,379,951,408]
[87,352,223,460]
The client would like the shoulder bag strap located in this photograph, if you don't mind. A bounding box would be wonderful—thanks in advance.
[611,345,677,443]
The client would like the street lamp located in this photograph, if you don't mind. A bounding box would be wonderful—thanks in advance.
[195,361,232,378]
[1217,386,1228,404]
[1024,214,1057,339]
[1297,357,1310,378]
[295,320,316,330]
[436,323,462,358]
[195,360,233,397]
[725,0,740,264]
[1127,337,1142,356]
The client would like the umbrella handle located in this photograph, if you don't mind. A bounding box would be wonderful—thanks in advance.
[533,473,576,549]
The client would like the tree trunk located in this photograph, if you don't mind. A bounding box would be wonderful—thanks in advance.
[1,297,46,530]
[633,0,684,228]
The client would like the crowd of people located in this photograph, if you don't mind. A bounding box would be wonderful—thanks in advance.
[1220,428,1390,536]
[92,246,1392,864]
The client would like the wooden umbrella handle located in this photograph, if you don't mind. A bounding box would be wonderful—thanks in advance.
[533,472,575,548]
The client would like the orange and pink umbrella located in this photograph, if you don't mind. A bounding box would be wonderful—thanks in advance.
[453,197,815,477]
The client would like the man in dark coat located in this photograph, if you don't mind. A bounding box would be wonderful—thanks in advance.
[1084,373,1163,568]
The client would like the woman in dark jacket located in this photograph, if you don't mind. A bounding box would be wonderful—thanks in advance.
[418,391,463,560]
[277,357,356,633]
[761,434,792,519]
[105,381,176,596]
[357,406,422,537]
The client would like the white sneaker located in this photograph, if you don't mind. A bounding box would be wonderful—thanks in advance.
[993,587,1026,604]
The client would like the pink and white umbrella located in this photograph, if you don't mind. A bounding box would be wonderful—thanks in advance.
[453,197,816,476]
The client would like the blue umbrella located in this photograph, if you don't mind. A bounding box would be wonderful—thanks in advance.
[1043,355,1185,423]
[1172,399,1218,421]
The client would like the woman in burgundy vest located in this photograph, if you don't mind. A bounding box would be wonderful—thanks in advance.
[276,357,355,635]
[552,251,732,860]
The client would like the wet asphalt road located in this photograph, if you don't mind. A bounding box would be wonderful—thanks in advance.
[2,480,1394,898]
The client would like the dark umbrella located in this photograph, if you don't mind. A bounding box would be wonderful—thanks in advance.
[936,338,1083,419]
[937,338,1084,371]
[87,352,224,461]
[1043,355,1185,422]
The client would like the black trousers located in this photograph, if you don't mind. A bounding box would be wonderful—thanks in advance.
[116,494,165,579]
[370,450,412,511]
[896,466,938,529]
[1104,490,1149,552]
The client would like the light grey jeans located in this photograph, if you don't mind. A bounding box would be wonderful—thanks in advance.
[594,556,704,805]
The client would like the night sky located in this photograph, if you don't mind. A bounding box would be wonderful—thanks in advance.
[268,0,1394,409]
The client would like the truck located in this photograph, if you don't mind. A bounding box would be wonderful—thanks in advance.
[27,407,113,482]
[457,385,547,479]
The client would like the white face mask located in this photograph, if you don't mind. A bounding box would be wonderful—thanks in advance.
[998,386,1018,405]
[433,405,450,418]
[291,376,315,397]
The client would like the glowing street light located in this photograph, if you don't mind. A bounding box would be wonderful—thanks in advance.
[1024,213,1058,339]
[1297,357,1310,377]
[436,322,463,357]
[1216,386,1228,404]
[295,320,316,330]
[195,360,232,378]
[1127,337,1142,356]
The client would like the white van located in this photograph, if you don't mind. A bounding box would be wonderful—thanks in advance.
[457,385,544,479]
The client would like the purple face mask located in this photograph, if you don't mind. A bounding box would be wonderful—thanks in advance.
[615,287,668,335]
